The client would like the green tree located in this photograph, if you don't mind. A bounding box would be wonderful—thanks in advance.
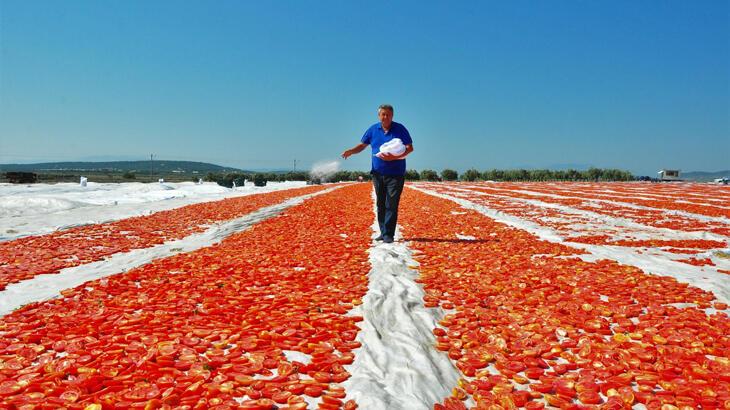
[253,173,267,186]
[420,169,439,181]
[461,168,481,181]
[504,169,520,181]
[289,171,308,181]
[352,171,371,181]
[122,171,136,179]
[529,169,552,181]
[585,167,603,181]
[565,169,581,181]
[404,169,421,181]
[331,171,355,182]
[481,169,496,181]
[441,169,458,181]
[528,169,542,181]
[215,172,247,188]
[602,168,634,181]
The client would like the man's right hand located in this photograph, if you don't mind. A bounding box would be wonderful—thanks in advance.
[342,143,368,159]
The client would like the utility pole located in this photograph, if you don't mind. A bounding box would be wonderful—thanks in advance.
[294,159,297,171]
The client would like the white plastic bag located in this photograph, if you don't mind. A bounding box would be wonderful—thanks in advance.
[377,138,406,157]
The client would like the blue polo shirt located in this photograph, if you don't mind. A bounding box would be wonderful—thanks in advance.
[361,121,413,176]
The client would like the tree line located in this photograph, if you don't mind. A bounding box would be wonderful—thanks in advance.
[205,170,373,187]
[408,167,635,182]
[205,167,634,187]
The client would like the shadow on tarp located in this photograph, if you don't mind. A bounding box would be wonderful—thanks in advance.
[404,237,498,244]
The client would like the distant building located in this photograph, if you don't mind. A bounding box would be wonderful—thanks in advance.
[658,169,681,181]
[714,177,729,184]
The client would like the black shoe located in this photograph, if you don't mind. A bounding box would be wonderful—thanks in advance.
[374,235,384,241]
[383,236,394,244]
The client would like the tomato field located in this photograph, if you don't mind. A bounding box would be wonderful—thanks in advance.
[0,182,728,409]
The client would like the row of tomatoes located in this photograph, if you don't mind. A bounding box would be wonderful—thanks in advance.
[0,186,326,290]
[416,183,729,269]
[0,183,373,409]
[470,184,730,272]
[484,182,730,220]
[495,183,730,235]
[525,181,730,200]
[399,187,729,409]
[428,182,730,238]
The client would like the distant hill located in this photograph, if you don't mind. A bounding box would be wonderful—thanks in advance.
[0,160,246,174]
[682,170,730,182]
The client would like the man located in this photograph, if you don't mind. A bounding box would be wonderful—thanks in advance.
[342,104,414,244]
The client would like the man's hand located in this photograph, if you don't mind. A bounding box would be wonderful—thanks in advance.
[342,143,368,159]
[376,152,404,161]
[376,144,413,161]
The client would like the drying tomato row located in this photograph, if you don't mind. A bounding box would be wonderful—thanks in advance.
[414,184,628,240]
[444,183,730,237]
[416,183,674,244]
[415,183,729,268]
[0,183,373,409]
[479,182,730,223]
[451,183,730,269]
[675,257,716,267]
[564,237,729,257]
[529,182,730,209]
[399,187,730,409]
[558,181,730,201]
[487,182,730,220]
[0,186,326,290]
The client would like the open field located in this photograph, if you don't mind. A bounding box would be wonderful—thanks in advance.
[0,181,728,409]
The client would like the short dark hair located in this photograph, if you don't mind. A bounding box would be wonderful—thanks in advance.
[378,104,394,113]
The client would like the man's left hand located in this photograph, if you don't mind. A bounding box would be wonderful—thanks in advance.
[377,152,403,161]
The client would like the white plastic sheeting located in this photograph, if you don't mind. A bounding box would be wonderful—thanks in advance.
[342,214,463,409]
[0,181,308,241]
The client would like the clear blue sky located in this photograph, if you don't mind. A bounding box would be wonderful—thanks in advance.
[1,1,728,175]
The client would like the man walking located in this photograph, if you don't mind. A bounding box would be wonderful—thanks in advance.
[342,104,414,243]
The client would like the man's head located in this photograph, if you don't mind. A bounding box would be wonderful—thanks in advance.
[378,104,394,129]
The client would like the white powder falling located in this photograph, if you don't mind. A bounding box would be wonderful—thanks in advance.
[310,160,341,182]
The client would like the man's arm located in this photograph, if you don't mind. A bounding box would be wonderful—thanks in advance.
[378,144,414,161]
[342,143,368,159]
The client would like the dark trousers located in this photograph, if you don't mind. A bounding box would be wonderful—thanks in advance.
[372,172,405,238]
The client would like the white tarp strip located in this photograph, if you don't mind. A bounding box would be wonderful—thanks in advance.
[343,192,463,409]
